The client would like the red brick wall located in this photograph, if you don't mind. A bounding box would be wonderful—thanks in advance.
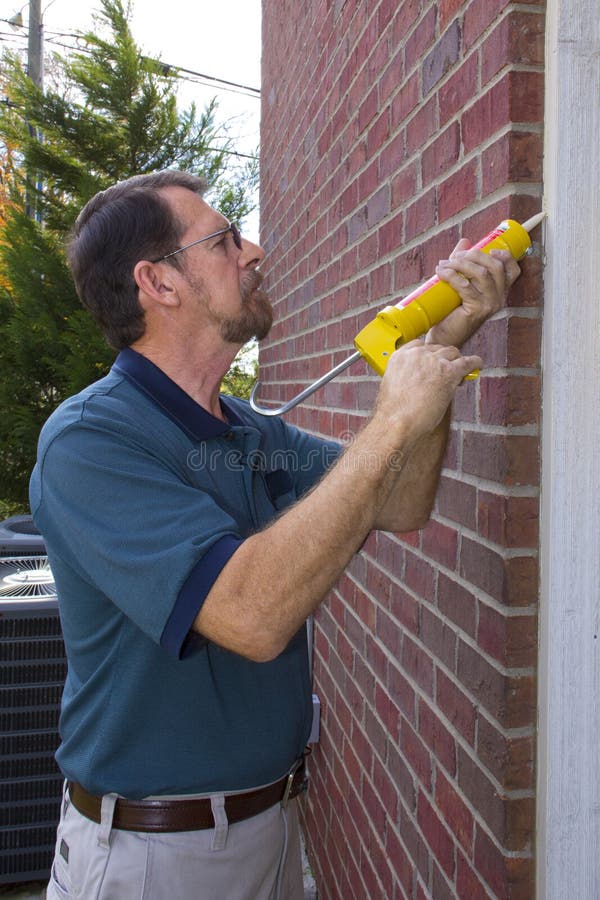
[260,1,544,897]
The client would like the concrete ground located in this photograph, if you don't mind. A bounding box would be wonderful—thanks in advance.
[0,886,46,899]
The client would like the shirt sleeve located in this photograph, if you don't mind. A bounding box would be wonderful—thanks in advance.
[31,420,244,658]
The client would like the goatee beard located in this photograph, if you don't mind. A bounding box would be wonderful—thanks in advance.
[220,270,273,344]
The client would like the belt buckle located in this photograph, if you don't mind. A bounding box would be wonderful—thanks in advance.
[281,757,305,809]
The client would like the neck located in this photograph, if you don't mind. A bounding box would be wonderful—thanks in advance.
[130,335,241,421]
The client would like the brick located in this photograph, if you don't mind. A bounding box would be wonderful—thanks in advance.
[436,475,477,530]
[482,131,543,195]
[421,122,461,187]
[437,572,477,638]
[421,224,460,275]
[420,604,457,672]
[388,736,418,812]
[477,714,535,790]
[436,668,476,745]
[389,657,418,724]
[391,0,423,47]
[457,638,536,728]
[509,70,545,123]
[481,12,545,85]
[404,187,437,242]
[388,585,420,635]
[377,606,403,658]
[438,0,466,30]
[421,519,459,571]
[423,20,461,95]
[456,851,491,899]
[361,774,388,834]
[476,603,537,668]
[391,71,420,125]
[418,698,457,776]
[401,719,433,791]
[474,825,535,899]
[430,862,457,900]
[461,431,540,486]
[402,633,435,697]
[404,548,436,600]
[386,824,414,896]
[439,53,479,126]
[463,0,510,49]
[458,746,534,850]
[405,7,437,73]
[376,531,406,573]
[390,160,419,210]
[435,767,474,854]
[366,183,391,228]
[400,803,431,882]
[376,683,400,740]
[406,96,438,155]
[507,315,541,368]
[460,536,538,607]
[462,78,511,154]
[477,490,539,549]
[438,158,479,221]
[417,788,455,878]
[479,374,541,426]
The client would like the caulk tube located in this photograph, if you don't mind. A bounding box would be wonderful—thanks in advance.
[354,216,543,376]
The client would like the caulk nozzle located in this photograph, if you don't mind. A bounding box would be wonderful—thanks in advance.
[521,212,545,233]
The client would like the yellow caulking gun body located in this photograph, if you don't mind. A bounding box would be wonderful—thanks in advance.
[353,214,544,376]
[248,213,544,416]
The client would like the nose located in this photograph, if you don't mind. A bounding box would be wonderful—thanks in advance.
[239,235,265,269]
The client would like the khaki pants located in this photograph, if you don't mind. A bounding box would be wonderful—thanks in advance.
[46,783,304,900]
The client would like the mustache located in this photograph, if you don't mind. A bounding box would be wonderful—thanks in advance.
[241,269,265,300]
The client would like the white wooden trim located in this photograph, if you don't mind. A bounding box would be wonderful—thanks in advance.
[538,2,600,896]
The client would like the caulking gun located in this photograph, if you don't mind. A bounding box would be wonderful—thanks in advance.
[249,212,544,417]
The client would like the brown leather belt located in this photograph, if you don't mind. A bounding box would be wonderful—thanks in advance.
[67,758,307,833]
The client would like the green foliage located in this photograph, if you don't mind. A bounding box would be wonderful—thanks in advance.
[221,343,258,400]
[0,0,259,509]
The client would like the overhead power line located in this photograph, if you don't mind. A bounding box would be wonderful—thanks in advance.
[0,19,261,100]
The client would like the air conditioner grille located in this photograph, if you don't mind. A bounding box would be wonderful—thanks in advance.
[0,660,67,685]
[0,616,62,639]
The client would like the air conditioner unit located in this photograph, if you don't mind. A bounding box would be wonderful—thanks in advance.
[0,515,64,885]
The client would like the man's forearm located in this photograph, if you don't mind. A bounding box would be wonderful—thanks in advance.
[193,414,414,661]
[193,342,482,662]
[373,408,451,532]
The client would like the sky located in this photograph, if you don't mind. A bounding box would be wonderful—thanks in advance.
[0,0,263,236]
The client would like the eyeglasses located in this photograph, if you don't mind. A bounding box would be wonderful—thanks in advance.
[151,222,242,263]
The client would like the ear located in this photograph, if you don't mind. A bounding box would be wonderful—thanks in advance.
[133,260,180,308]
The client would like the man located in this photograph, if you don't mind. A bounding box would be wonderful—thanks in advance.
[30,170,519,899]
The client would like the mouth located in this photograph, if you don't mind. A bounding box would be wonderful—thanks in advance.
[241,270,265,303]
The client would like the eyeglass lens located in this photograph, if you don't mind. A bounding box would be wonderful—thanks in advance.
[230,223,243,250]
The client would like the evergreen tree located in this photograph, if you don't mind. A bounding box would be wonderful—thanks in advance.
[0,0,258,509]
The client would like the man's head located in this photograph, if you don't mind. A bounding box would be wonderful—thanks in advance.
[67,170,272,350]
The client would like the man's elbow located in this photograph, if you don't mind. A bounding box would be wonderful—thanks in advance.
[192,618,286,664]
[376,504,434,534]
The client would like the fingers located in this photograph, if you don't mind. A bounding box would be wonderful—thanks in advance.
[426,343,483,380]
[435,247,520,316]
[437,248,520,293]
[390,340,482,382]
[449,238,472,259]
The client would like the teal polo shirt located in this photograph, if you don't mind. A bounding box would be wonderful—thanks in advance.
[29,349,340,798]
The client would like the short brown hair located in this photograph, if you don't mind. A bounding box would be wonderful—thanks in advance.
[67,170,207,349]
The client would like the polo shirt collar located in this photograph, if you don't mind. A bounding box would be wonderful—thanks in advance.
[113,348,245,441]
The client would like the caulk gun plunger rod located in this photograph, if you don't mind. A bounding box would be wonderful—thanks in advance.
[249,213,544,416]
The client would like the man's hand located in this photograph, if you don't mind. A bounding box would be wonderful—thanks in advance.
[374,339,483,446]
[425,240,521,348]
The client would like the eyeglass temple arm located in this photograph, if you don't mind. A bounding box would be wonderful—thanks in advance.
[248,350,363,417]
